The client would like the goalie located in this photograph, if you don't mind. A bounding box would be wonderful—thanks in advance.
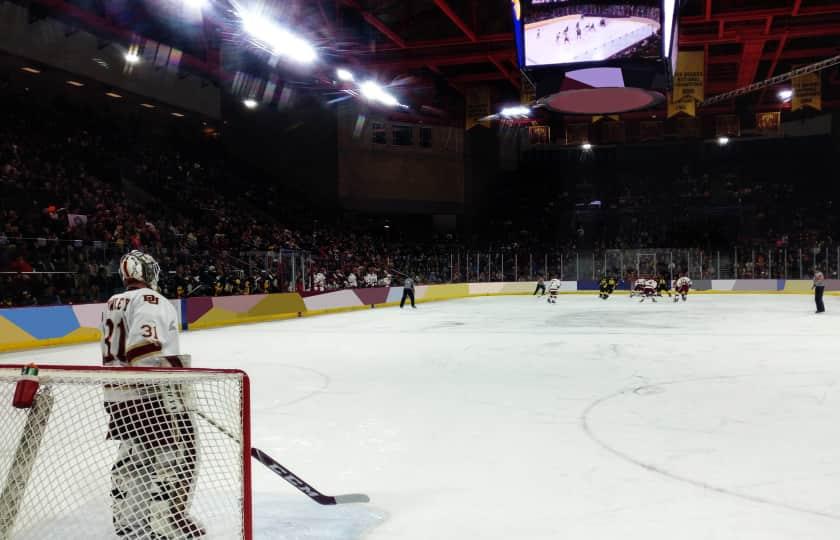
[100,250,204,538]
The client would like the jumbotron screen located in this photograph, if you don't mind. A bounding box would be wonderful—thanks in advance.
[518,0,666,68]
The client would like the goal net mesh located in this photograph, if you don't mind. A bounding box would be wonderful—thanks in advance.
[0,366,249,540]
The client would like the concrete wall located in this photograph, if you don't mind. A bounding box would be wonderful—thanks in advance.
[0,279,824,352]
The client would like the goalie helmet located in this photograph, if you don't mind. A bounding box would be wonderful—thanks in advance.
[119,250,161,290]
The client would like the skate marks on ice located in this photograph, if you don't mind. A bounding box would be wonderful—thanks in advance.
[581,372,840,521]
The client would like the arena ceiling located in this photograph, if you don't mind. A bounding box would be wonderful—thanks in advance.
[10,0,840,110]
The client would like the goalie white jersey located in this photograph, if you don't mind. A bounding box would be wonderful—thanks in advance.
[548,279,561,292]
[101,286,180,370]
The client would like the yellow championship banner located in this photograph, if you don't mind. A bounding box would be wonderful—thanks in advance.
[672,51,705,103]
[528,125,550,145]
[756,111,780,134]
[667,94,696,118]
[792,72,821,111]
[465,86,492,129]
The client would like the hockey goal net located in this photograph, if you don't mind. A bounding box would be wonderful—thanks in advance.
[0,365,252,540]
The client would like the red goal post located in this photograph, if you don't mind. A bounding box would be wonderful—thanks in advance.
[0,364,253,539]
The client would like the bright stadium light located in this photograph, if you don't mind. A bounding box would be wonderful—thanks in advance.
[360,81,400,107]
[777,89,793,102]
[581,143,593,151]
[238,8,317,64]
[717,136,730,146]
[500,106,530,118]
[336,68,354,82]
[243,98,258,109]
[124,52,140,64]
[183,0,207,7]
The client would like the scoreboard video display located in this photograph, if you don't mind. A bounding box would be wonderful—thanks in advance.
[512,0,678,71]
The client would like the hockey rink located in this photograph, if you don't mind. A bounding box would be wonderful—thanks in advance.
[4,293,840,539]
[524,16,660,66]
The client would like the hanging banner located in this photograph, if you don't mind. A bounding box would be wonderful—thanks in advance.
[521,74,536,106]
[755,112,780,134]
[565,124,589,145]
[672,51,705,103]
[667,94,696,118]
[715,114,740,138]
[591,115,620,123]
[528,125,550,145]
[465,86,492,129]
[792,71,821,111]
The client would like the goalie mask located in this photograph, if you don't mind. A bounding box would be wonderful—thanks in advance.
[119,250,160,290]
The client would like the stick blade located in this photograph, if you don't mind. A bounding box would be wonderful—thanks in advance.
[333,493,371,504]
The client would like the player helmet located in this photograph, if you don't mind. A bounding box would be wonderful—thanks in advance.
[119,250,160,289]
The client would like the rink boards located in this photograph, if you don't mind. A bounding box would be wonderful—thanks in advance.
[0,279,830,352]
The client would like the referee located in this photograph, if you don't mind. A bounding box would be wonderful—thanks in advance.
[400,276,416,308]
[534,276,546,296]
[813,270,825,313]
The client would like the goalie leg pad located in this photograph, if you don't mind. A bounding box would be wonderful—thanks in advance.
[111,441,157,536]
[147,413,204,538]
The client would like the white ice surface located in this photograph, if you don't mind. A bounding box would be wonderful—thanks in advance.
[525,16,659,66]
[4,294,840,539]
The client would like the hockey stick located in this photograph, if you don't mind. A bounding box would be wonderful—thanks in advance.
[250,448,370,505]
[193,410,370,505]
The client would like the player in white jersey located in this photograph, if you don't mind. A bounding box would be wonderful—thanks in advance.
[101,250,204,538]
[547,277,561,304]
[639,278,658,302]
[674,275,692,302]
[313,269,326,292]
[631,278,646,298]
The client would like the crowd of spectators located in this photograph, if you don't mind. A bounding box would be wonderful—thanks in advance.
[2,92,838,307]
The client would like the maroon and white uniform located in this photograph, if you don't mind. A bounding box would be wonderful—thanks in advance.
[101,251,203,539]
[633,278,646,296]
[674,276,692,302]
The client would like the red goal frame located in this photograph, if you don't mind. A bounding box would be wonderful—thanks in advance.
[0,363,253,540]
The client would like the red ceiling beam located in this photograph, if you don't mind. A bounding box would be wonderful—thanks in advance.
[680,22,840,45]
[450,72,507,83]
[705,0,712,21]
[792,0,803,17]
[488,56,520,89]
[736,40,765,88]
[433,0,477,42]
[340,0,406,48]
[706,45,837,64]
[682,4,840,24]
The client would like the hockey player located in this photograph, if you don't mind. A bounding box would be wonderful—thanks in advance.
[640,278,658,302]
[547,276,561,304]
[674,275,692,302]
[101,250,204,538]
[656,275,672,298]
[347,271,358,288]
[313,268,326,292]
[534,276,546,296]
[598,276,616,299]
[631,277,646,298]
